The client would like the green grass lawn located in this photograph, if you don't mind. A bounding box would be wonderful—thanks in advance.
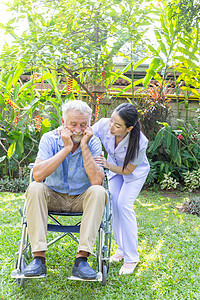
[0,190,200,300]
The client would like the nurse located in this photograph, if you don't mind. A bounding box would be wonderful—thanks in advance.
[92,103,150,275]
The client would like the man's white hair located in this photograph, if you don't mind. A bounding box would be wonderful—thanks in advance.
[62,100,92,124]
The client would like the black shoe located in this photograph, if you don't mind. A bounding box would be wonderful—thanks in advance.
[23,258,47,277]
[72,261,97,280]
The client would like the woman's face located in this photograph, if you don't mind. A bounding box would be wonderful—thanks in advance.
[109,111,132,138]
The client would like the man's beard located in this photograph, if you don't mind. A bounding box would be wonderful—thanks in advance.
[72,131,83,143]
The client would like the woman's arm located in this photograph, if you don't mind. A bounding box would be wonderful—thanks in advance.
[94,155,137,175]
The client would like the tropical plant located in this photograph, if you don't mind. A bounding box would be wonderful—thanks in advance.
[143,0,200,119]
[0,176,29,193]
[183,169,200,192]
[144,159,159,188]
[147,115,200,186]
[0,65,60,178]
[181,196,200,217]
[136,80,172,140]
[160,172,179,190]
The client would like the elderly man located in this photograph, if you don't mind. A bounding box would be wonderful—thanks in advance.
[23,100,107,280]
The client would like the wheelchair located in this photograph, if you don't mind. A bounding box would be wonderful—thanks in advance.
[11,164,112,287]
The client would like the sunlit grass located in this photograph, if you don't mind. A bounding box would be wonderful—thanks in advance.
[1,190,200,299]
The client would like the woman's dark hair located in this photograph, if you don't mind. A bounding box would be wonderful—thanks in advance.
[115,103,140,170]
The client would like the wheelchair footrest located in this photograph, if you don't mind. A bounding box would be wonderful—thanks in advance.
[11,269,47,279]
[68,272,102,282]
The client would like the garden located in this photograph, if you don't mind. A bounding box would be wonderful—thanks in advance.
[0,0,200,299]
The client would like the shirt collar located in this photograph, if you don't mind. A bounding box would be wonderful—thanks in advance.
[105,130,130,151]
[116,131,130,150]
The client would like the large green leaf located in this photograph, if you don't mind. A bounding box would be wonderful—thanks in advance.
[47,77,61,101]
[174,56,200,70]
[165,126,172,149]
[148,127,165,152]
[170,135,178,159]
[112,79,143,98]
[7,141,16,159]
[0,93,5,108]
[13,83,20,100]
[41,72,54,81]
[175,152,182,167]
[19,79,35,93]
[132,57,148,71]
[155,30,168,57]
[148,45,160,56]
[5,74,13,93]
[160,15,169,36]
[181,87,200,98]
[143,58,162,88]
[177,47,199,61]
[18,133,24,154]
[12,63,25,86]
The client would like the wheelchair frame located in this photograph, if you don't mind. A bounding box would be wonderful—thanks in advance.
[11,164,112,287]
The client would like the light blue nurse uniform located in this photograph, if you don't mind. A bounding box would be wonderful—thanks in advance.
[92,118,150,263]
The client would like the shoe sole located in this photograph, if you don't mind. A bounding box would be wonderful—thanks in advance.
[68,272,102,282]
[119,263,138,275]
[72,266,97,280]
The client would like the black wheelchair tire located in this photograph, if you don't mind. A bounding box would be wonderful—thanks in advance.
[101,261,107,286]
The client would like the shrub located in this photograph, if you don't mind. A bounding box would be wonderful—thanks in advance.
[183,169,200,192]
[0,176,29,193]
[145,159,158,186]
[160,172,179,190]
[138,81,172,140]
[147,117,200,188]
[181,196,200,217]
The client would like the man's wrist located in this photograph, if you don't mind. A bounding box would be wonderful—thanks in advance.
[63,145,73,153]
[80,142,89,150]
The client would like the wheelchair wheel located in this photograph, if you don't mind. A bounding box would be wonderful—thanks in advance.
[96,193,112,284]
[101,261,107,286]
[15,257,25,288]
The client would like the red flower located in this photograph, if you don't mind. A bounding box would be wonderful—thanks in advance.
[177,134,184,140]
[5,98,20,110]
[14,111,19,127]
[67,77,73,93]
[35,115,43,132]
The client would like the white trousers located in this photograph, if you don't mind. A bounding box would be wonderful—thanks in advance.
[109,175,147,263]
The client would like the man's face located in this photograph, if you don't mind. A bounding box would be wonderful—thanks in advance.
[64,110,90,143]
